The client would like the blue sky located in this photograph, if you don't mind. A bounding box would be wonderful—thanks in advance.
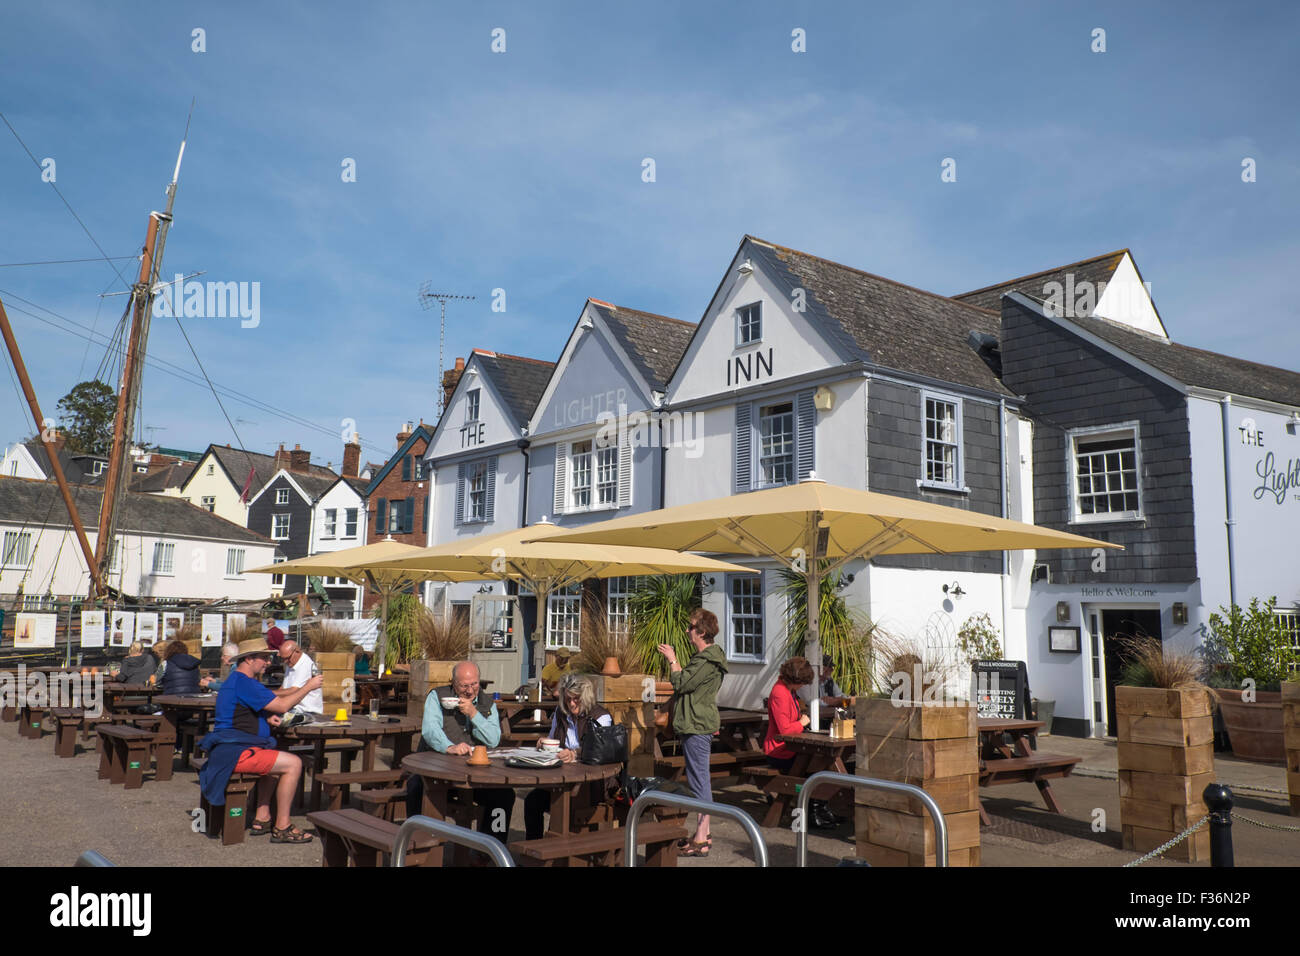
[2,1,1297,464]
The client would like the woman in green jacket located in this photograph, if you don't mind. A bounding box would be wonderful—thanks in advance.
[659,608,727,857]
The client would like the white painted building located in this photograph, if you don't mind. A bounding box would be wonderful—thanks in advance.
[306,475,369,615]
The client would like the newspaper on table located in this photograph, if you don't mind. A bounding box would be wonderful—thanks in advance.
[489,748,561,768]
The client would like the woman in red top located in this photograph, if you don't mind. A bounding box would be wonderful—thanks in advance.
[764,657,814,772]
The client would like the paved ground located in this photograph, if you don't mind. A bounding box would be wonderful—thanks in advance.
[3,719,1296,867]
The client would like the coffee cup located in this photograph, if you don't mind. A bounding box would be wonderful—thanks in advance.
[441,696,460,710]
[539,738,561,753]
[334,707,348,721]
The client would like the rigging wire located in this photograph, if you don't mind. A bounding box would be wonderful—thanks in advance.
[0,256,138,268]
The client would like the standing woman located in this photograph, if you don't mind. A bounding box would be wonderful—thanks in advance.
[658,608,726,858]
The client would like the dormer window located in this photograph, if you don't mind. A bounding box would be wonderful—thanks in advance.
[736,302,762,347]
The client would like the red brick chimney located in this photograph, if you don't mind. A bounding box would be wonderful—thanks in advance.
[272,443,291,472]
[342,435,361,478]
[442,357,465,413]
[289,443,311,473]
[396,421,414,448]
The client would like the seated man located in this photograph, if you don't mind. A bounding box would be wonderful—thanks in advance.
[197,637,323,844]
[201,642,240,692]
[277,639,324,715]
[540,647,575,697]
[406,660,513,842]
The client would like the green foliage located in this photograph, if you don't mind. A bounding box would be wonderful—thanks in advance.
[1116,634,1205,689]
[777,561,875,696]
[1203,596,1298,692]
[956,613,1003,664]
[374,592,421,664]
[56,380,117,455]
[628,574,700,678]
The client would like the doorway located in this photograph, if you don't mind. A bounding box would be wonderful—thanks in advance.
[1100,608,1163,737]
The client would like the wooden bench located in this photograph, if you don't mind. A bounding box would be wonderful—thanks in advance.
[52,707,85,757]
[509,821,688,867]
[192,755,277,847]
[96,724,156,789]
[979,753,1081,821]
[306,808,438,867]
[656,750,768,781]
[356,786,408,822]
[316,769,405,811]
[18,704,50,739]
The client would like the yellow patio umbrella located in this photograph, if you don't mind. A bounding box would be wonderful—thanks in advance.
[363,521,758,674]
[535,476,1122,685]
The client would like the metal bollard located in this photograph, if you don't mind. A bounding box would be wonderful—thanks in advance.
[1203,783,1234,868]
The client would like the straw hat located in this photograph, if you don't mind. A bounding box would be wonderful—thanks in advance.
[231,637,273,662]
[555,647,573,661]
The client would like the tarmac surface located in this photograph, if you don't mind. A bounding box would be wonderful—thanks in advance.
[2,717,1296,868]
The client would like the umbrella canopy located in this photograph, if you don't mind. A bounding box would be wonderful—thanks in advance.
[535,477,1121,685]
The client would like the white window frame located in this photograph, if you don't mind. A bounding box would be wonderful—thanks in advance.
[919,390,965,492]
[466,389,481,423]
[1067,421,1143,524]
[225,548,246,578]
[344,508,358,538]
[756,401,795,489]
[151,542,175,575]
[595,445,618,507]
[271,556,286,587]
[735,301,762,347]
[467,462,488,523]
[206,462,215,476]
[606,576,640,640]
[2,530,32,567]
[91,460,107,476]
[201,496,216,512]
[1275,609,1299,673]
[557,436,625,516]
[727,572,765,663]
[275,488,290,505]
[323,508,337,538]
[272,513,291,540]
[546,582,582,650]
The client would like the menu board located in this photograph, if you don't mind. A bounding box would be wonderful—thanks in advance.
[80,610,106,648]
[972,659,1030,720]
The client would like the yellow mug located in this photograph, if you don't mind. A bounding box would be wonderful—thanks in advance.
[334,707,348,721]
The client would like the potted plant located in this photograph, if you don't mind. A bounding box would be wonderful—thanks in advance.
[1203,597,1298,763]
[1114,637,1213,862]
[629,574,700,697]
[408,608,470,720]
[307,620,365,714]
[778,561,878,696]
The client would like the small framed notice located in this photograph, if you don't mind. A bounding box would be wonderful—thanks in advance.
[110,611,136,648]
[1048,626,1081,654]
[80,610,106,648]
[163,612,186,640]
[201,614,224,647]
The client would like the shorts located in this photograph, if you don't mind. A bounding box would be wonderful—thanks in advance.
[234,747,278,773]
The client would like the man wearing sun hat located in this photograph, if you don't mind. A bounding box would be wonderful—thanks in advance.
[197,637,323,844]
[540,647,576,697]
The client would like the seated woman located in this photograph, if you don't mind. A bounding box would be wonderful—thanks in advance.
[523,673,613,839]
[764,657,841,829]
[113,641,157,685]
[158,639,203,695]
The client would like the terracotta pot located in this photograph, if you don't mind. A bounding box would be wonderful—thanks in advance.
[1214,688,1285,763]
[600,657,622,677]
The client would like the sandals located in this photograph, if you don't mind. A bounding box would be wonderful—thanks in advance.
[249,818,273,836]
[681,839,711,858]
[270,825,313,844]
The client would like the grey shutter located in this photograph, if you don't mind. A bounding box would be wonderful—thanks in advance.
[734,403,752,493]
[485,456,498,522]
[455,464,466,525]
[402,498,414,534]
[422,493,429,534]
[617,437,633,508]
[553,442,568,517]
[376,498,387,533]
[401,455,411,481]
[796,389,816,480]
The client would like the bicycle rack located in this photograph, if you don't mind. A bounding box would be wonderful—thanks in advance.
[795,771,948,867]
[625,791,769,867]
[74,850,115,867]
[391,814,516,867]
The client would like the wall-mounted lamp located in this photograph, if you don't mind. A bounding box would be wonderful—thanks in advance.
[942,581,965,600]
[476,584,494,594]
[1287,412,1300,436]
[1056,601,1071,623]
[836,573,855,590]
[737,258,754,276]
[579,315,594,330]
[814,386,835,411]
[1172,602,1188,626]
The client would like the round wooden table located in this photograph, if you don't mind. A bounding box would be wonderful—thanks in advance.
[283,715,421,809]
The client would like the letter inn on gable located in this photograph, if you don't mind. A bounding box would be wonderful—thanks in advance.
[421,236,1300,730]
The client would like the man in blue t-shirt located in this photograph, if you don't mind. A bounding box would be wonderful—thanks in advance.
[209,637,323,843]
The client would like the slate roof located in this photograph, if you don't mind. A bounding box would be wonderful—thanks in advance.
[341,476,369,495]
[22,441,106,485]
[201,444,337,497]
[472,350,556,429]
[953,250,1126,314]
[129,461,194,493]
[588,301,696,391]
[748,238,1015,397]
[0,476,274,544]
[283,471,340,502]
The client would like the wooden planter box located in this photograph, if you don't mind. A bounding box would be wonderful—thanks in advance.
[1283,682,1300,816]
[1214,687,1285,763]
[855,697,980,867]
[592,673,656,777]
[406,660,458,721]
[1115,685,1213,862]
[316,651,355,714]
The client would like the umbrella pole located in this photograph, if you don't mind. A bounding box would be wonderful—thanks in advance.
[807,567,821,729]
[376,590,390,675]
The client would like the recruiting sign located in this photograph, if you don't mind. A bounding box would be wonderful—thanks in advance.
[972,660,1031,720]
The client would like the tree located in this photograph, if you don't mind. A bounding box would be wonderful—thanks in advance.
[56,381,117,455]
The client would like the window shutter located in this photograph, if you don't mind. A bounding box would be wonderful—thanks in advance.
[485,456,498,522]
[422,493,430,534]
[402,455,411,482]
[734,403,752,493]
[455,464,466,525]
[376,498,387,533]
[553,442,568,516]
[796,389,816,480]
[617,438,633,508]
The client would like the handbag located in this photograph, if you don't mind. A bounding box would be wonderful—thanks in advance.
[579,720,628,765]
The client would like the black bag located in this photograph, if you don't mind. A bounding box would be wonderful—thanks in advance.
[579,720,628,765]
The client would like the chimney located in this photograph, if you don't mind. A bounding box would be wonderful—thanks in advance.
[442,357,465,414]
[342,434,361,478]
[273,443,291,472]
[289,443,311,473]
[396,421,414,447]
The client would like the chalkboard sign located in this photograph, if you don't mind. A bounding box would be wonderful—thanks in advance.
[972,660,1031,720]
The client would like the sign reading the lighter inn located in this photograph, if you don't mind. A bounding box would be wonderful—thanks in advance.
[1240,417,1300,505]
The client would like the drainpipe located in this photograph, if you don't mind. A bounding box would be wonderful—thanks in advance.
[998,399,1010,646]
[517,438,530,527]
[1219,397,1237,607]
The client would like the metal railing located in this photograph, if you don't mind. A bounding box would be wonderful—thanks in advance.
[74,850,115,867]
[625,791,769,867]
[796,772,949,868]
[391,814,515,867]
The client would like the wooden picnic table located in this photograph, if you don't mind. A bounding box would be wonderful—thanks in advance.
[283,715,421,810]
[101,683,157,716]
[154,693,218,772]
[752,731,857,828]
[403,749,622,865]
[976,718,1080,824]
[497,699,559,745]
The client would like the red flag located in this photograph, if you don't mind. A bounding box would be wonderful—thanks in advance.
[239,466,256,502]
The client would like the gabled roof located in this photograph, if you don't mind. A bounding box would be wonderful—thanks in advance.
[129,460,195,493]
[587,301,695,391]
[0,476,275,545]
[953,250,1127,314]
[363,425,433,495]
[746,237,1015,397]
[185,444,337,497]
[22,440,106,485]
[470,349,556,429]
[246,468,340,508]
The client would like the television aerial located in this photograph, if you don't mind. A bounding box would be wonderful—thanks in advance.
[418,284,476,417]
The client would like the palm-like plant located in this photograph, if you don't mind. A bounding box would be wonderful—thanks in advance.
[778,561,877,696]
[629,574,701,678]
[374,592,421,664]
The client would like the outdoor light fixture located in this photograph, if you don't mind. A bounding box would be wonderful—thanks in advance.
[1172,602,1188,625]
[1056,601,1071,623]
[738,258,754,275]
[1288,412,1300,435]
[943,581,965,599]
[814,385,834,411]
[579,315,594,330]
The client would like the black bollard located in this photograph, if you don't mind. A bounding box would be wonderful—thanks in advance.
[1202,783,1234,868]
